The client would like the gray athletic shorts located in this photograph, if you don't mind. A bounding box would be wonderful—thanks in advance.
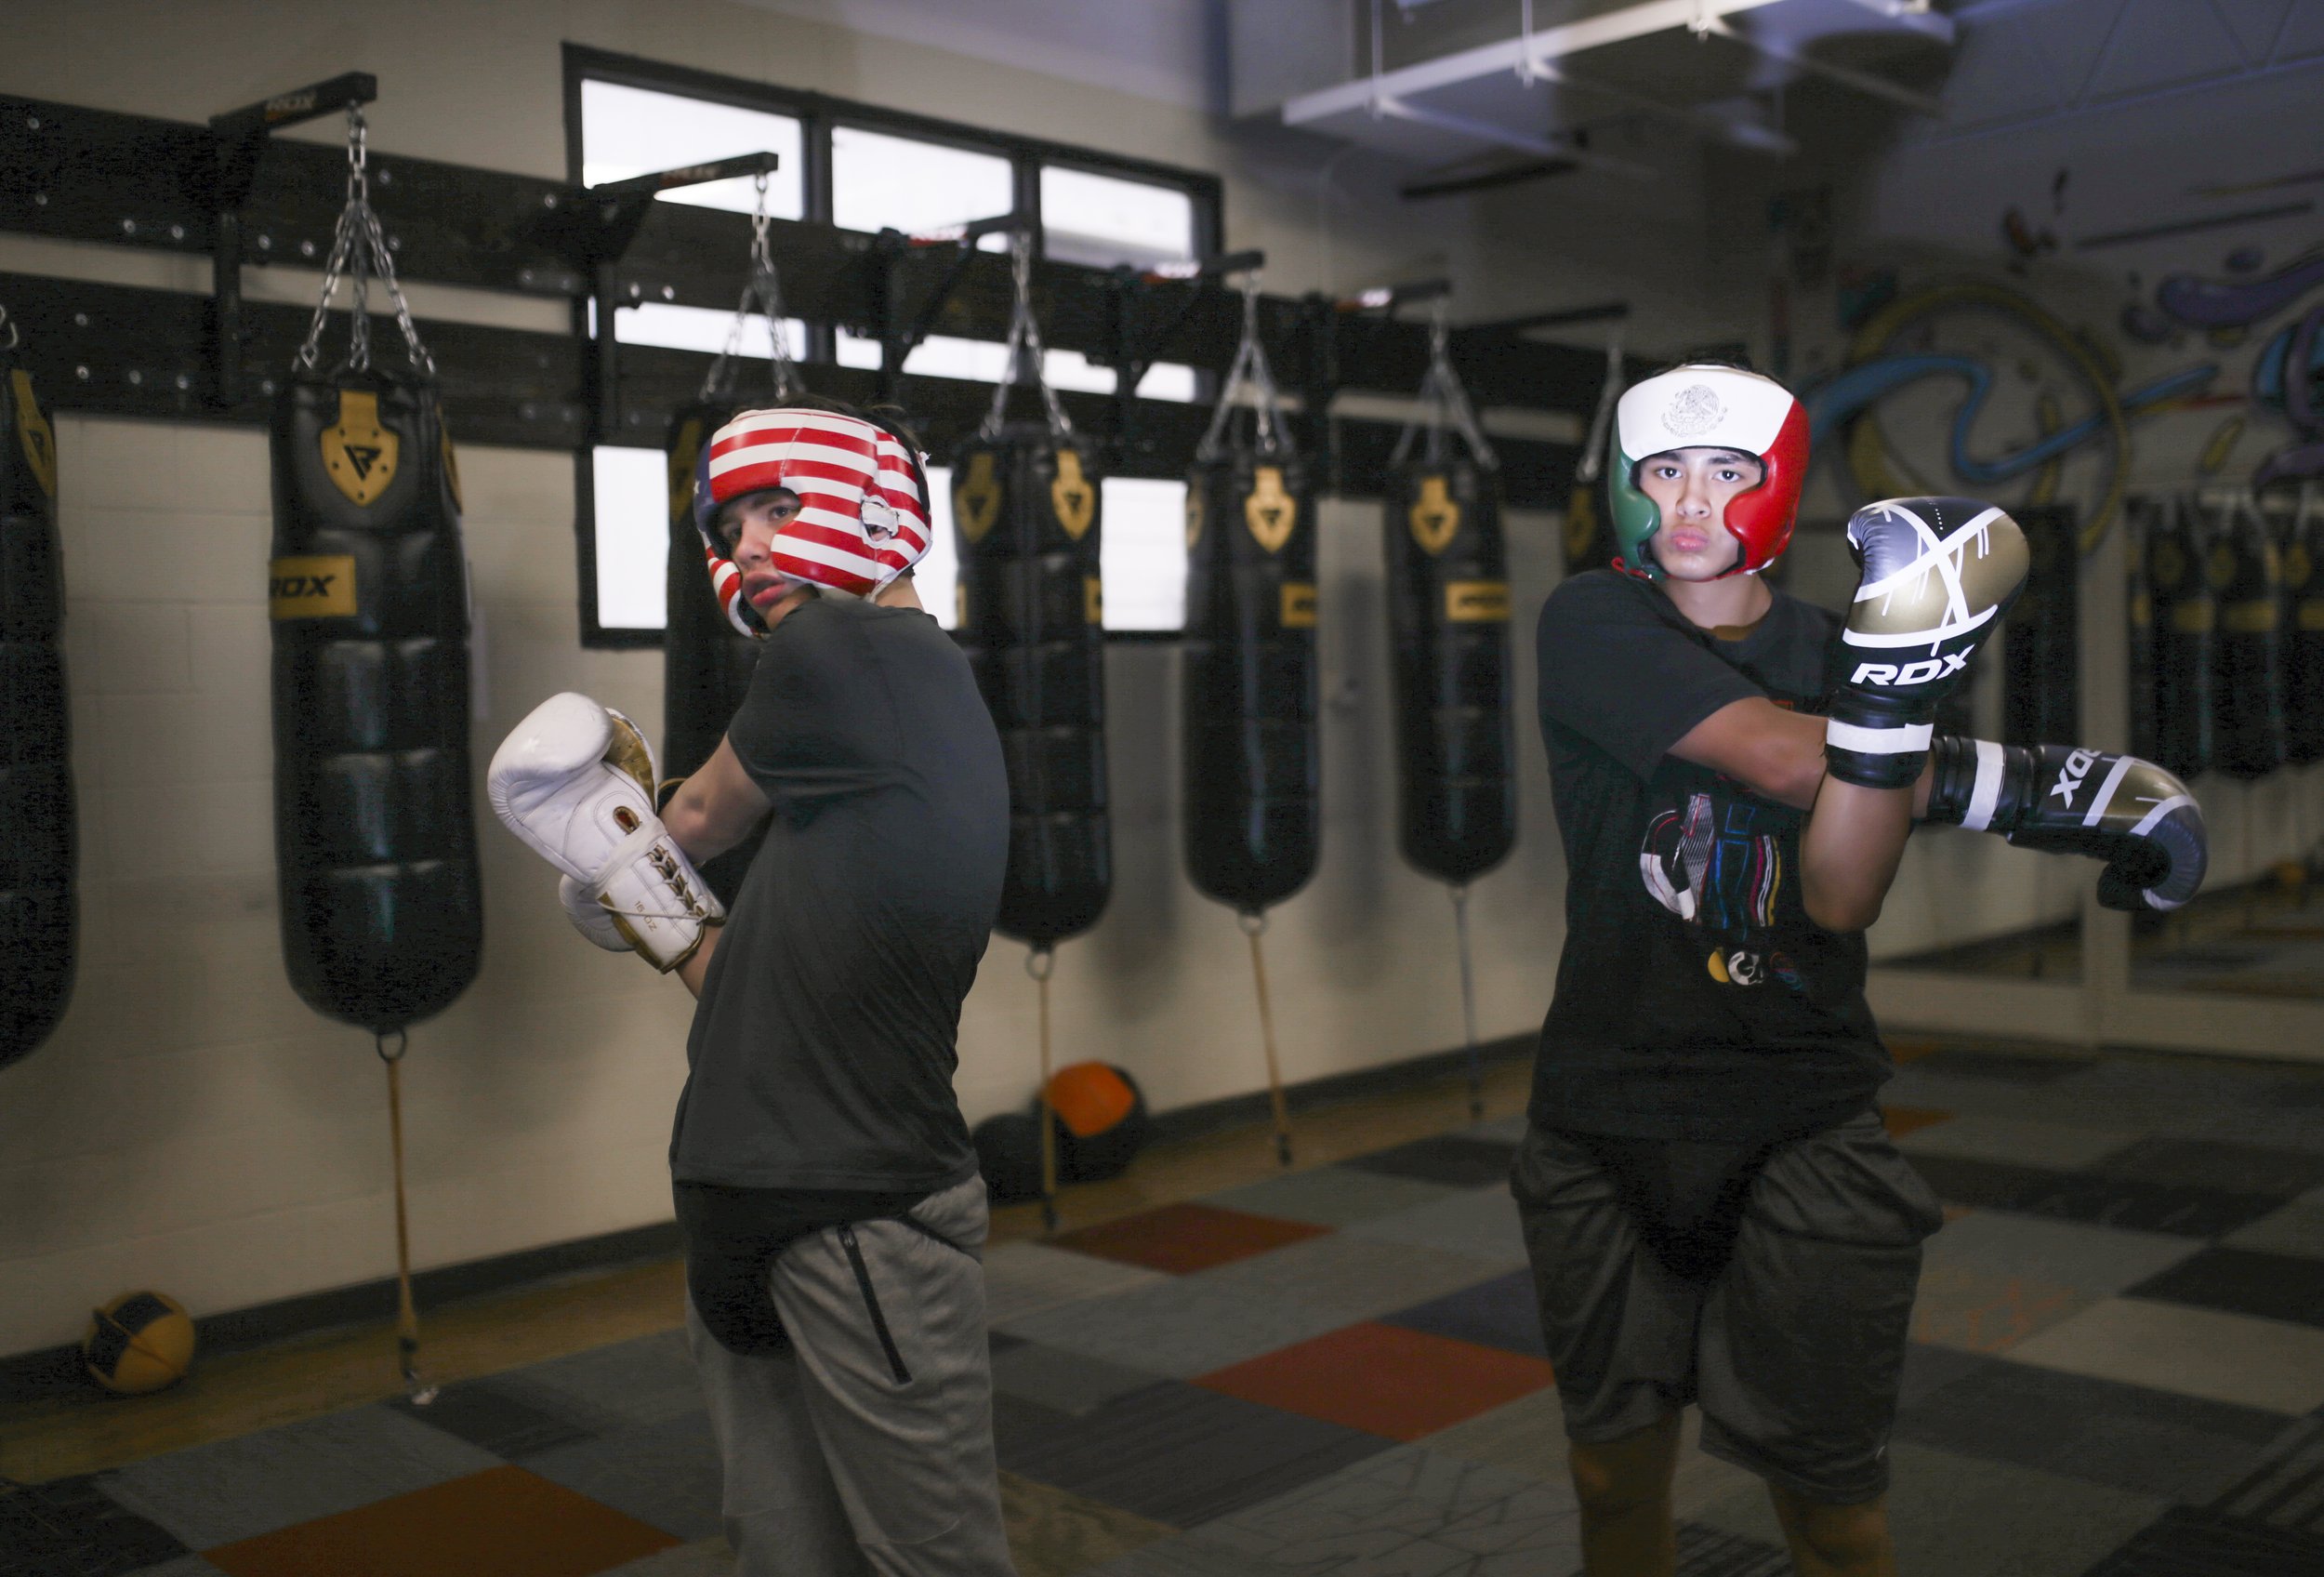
[1512,1108,1943,1504]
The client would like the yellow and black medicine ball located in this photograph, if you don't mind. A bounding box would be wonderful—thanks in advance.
[84,1291,196,1395]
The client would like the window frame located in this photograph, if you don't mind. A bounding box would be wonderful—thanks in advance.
[563,44,1221,648]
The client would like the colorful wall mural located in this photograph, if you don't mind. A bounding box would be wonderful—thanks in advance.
[1778,232,2323,553]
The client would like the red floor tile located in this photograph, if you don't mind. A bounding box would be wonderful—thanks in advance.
[1050,1201,1329,1274]
[1883,1105,1955,1139]
[1195,1321,1556,1441]
[203,1464,679,1577]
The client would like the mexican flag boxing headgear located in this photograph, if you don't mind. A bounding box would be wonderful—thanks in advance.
[1609,364,1808,580]
[692,407,932,634]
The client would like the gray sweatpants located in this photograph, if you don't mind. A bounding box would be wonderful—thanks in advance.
[685,1174,1017,1577]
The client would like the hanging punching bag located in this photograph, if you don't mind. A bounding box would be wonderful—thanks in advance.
[661,172,796,906]
[1182,447,1320,910]
[2002,504,2080,747]
[0,344,74,1069]
[2284,490,2324,766]
[1182,277,1318,914]
[953,427,1110,945]
[2126,497,2159,763]
[2210,497,2287,781]
[270,368,482,1030]
[1382,325,1513,886]
[2146,496,2214,781]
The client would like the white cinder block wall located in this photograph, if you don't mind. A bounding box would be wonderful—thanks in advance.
[0,0,1705,1357]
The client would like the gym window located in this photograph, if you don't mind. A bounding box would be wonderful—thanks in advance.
[567,46,1218,646]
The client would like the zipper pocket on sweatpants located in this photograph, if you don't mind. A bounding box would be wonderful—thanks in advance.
[836,1225,911,1384]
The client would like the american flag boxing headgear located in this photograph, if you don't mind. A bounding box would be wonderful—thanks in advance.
[693,407,932,634]
[1607,364,1808,581]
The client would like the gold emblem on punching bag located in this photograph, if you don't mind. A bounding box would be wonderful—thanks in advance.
[1408,473,1460,555]
[1185,487,1205,548]
[1050,447,1095,540]
[956,451,1001,544]
[1565,485,1600,565]
[2287,543,2313,592]
[11,370,56,497]
[1085,576,1103,625]
[2150,537,2186,590]
[269,554,359,619]
[667,417,704,526]
[321,390,400,506]
[1280,582,1317,629]
[1245,466,1296,552]
[2206,543,2237,590]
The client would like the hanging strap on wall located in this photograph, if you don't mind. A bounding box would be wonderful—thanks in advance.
[700,171,802,405]
[375,1029,436,1405]
[1574,317,1624,486]
[1027,944,1059,1232]
[1238,908,1294,1167]
[1449,882,1483,1120]
[982,231,1074,442]
[1390,300,1498,473]
[295,106,433,379]
[1197,275,1294,464]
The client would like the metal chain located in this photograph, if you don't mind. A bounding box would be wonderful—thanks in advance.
[1197,275,1292,463]
[981,231,1073,441]
[702,172,801,404]
[296,108,435,379]
[1391,298,1497,471]
[1575,319,1625,485]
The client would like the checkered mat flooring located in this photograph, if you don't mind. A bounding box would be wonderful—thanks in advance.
[19,1047,2324,1575]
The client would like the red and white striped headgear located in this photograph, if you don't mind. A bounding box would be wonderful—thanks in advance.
[693,407,932,634]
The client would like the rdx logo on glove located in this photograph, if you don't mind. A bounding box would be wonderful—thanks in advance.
[2049,748,2098,807]
[1848,653,1971,687]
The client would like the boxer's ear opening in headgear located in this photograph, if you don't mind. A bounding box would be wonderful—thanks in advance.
[692,399,933,636]
[1606,363,1808,582]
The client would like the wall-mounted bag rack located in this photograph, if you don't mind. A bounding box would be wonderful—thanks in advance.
[0,80,1617,506]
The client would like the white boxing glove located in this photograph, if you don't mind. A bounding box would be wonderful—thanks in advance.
[561,875,630,952]
[487,692,723,971]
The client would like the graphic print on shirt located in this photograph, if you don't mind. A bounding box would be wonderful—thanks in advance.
[1638,788,1804,990]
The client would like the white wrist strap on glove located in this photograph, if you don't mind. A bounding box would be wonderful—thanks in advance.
[488,692,725,972]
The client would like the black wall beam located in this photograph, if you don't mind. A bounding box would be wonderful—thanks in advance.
[0,270,1578,507]
[0,91,1609,417]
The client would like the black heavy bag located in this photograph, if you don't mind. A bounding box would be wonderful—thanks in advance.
[2284,492,2324,765]
[269,371,482,1029]
[0,351,73,1069]
[1386,461,1514,883]
[1182,451,1320,910]
[2210,497,2287,780]
[2146,496,2214,781]
[663,401,767,908]
[2002,504,2080,747]
[659,173,800,906]
[953,427,1110,945]
[2126,497,2159,762]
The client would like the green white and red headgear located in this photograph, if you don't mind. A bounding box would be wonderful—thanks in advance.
[1609,364,1808,580]
[692,407,931,633]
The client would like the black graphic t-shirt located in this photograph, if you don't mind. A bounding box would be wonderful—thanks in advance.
[1530,570,1889,1146]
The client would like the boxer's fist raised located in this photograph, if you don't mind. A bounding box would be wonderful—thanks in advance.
[1928,736,2207,911]
[1826,497,2029,788]
[488,693,723,971]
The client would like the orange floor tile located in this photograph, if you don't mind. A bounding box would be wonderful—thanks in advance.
[1195,1321,1557,1442]
[1049,1200,1330,1275]
[203,1464,680,1577]
[1882,1105,1955,1139]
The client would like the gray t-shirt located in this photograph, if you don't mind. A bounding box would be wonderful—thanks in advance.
[669,596,1009,1191]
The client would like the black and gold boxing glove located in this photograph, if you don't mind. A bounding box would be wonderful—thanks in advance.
[1924,735,2208,911]
[1826,497,2029,788]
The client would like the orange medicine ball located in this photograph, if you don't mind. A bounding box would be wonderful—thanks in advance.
[1046,1061,1139,1138]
